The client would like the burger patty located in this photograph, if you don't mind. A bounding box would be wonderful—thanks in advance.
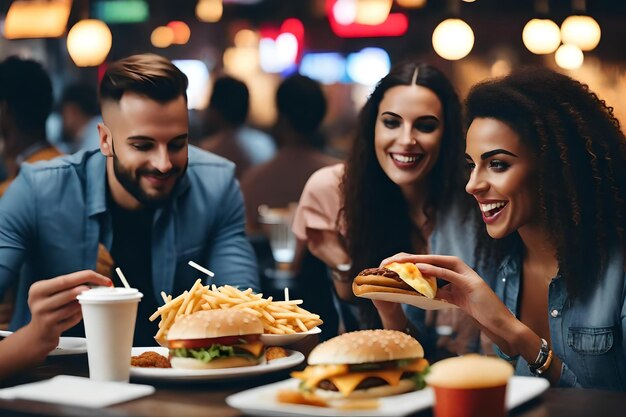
[358,267,401,279]
[354,273,415,291]
[318,372,416,391]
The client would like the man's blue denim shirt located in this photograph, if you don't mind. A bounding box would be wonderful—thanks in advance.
[494,248,626,390]
[0,147,259,330]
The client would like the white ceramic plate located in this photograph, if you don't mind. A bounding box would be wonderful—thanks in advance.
[356,291,457,310]
[0,331,87,356]
[225,376,550,417]
[130,347,304,381]
[260,327,322,346]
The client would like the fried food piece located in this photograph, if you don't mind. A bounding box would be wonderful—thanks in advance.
[276,390,328,407]
[336,399,380,410]
[131,351,171,368]
[265,346,288,362]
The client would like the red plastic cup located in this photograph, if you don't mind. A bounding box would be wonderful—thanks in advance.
[426,355,513,417]
[432,384,507,417]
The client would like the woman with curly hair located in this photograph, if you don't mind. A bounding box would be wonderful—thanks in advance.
[293,61,485,356]
[382,67,626,389]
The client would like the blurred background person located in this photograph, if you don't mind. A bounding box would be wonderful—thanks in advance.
[58,82,102,153]
[0,56,62,198]
[198,75,276,179]
[241,74,338,235]
[293,61,489,359]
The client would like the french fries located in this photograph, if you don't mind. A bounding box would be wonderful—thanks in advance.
[150,279,323,340]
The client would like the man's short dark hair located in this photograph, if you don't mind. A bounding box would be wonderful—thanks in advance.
[61,83,100,116]
[209,76,249,126]
[0,56,52,133]
[276,75,326,133]
[99,53,188,104]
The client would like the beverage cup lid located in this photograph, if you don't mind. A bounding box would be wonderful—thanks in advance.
[77,287,143,303]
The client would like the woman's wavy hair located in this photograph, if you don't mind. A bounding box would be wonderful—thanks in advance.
[466,67,626,298]
[341,61,466,288]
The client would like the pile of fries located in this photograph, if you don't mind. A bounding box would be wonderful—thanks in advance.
[149,279,323,341]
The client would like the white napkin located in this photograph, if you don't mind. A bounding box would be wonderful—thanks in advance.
[0,375,155,408]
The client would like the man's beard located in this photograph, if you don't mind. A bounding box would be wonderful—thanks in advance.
[112,153,187,209]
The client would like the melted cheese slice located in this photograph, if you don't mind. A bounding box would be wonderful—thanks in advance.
[292,364,349,388]
[291,358,429,396]
[404,358,429,373]
[385,262,437,299]
[329,369,404,396]
[236,340,264,357]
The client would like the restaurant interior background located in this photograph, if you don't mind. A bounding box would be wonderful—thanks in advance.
[1,0,625,155]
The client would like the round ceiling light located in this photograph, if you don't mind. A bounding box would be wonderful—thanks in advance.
[561,15,601,51]
[522,18,560,54]
[432,18,474,60]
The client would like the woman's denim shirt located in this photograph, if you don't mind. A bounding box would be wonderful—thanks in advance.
[495,248,626,391]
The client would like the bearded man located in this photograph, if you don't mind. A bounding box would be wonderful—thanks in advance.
[0,54,258,346]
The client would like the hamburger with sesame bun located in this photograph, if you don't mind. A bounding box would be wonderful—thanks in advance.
[167,309,264,370]
[291,330,429,400]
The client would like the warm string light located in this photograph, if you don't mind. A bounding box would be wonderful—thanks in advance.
[355,0,392,25]
[4,0,71,39]
[67,19,112,67]
[196,0,223,23]
[555,44,584,69]
[432,18,474,60]
[522,18,561,54]
[561,15,600,51]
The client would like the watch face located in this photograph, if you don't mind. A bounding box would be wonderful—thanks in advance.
[336,263,352,272]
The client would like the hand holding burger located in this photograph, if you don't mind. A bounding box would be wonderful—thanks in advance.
[167,309,264,369]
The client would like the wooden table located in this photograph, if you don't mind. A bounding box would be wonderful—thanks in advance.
[1,354,624,417]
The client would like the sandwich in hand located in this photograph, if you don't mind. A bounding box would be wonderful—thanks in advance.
[352,262,437,299]
[167,309,264,369]
[291,329,429,400]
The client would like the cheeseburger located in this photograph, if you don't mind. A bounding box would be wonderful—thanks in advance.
[291,330,429,400]
[167,309,264,369]
[353,262,437,299]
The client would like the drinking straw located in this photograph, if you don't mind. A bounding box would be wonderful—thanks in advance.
[187,260,215,277]
[115,267,131,289]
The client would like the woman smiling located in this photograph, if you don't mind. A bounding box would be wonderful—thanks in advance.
[381,67,626,390]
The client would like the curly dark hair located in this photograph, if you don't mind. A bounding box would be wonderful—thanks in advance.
[342,61,467,295]
[466,67,626,298]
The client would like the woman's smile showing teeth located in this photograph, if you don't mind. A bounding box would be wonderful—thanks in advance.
[390,153,422,168]
[479,200,508,223]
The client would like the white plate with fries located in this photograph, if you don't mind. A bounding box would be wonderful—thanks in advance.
[226,376,549,417]
[130,347,304,381]
[151,281,324,344]
[260,326,322,346]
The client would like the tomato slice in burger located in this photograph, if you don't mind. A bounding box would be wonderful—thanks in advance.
[169,334,260,349]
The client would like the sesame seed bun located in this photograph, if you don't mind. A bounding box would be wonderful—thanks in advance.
[308,329,424,365]
[167,309,263,340]
[426,354,514,389]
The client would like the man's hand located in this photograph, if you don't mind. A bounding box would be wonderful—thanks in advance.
[0,271,112,379]
[25,270,112,357]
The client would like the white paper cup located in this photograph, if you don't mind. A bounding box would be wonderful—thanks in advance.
[77,287,143,382]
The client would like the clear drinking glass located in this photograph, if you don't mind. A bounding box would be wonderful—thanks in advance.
[258,203,298,270]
